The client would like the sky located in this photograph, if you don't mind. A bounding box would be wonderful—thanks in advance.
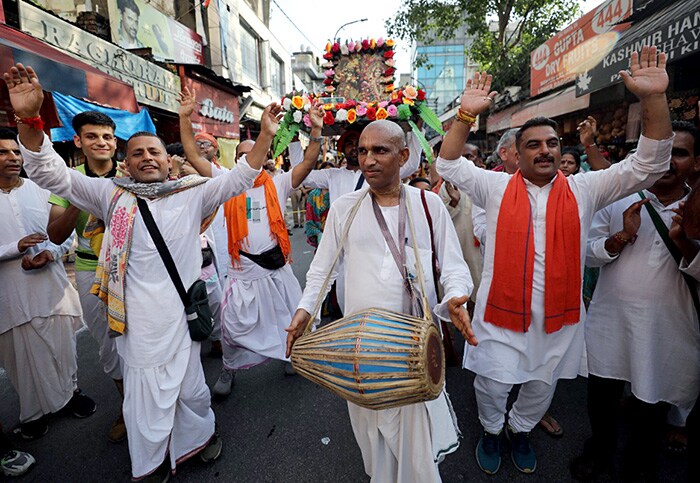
[269,0,604,80]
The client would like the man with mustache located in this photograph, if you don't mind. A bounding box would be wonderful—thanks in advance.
[436,46,674,475]
[0,128,90,441]
[571,120,700,481]
[4,63,274,482]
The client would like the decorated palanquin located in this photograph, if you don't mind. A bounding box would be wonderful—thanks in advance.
[272,38,444,160]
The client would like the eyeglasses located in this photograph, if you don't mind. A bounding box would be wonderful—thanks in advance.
[196,141,213,149]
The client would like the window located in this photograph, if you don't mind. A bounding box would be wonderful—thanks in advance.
[271,54,285,97]
[240,23,260,85]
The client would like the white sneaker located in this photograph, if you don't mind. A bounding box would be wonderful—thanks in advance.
[1,450,36,477]
[212,368,234,397]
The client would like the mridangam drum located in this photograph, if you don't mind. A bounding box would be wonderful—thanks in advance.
[291,309,445,410]
[291,187,446,410]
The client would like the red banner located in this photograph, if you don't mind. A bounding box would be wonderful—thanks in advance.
[182,75,240,139]
[530,0,633,97]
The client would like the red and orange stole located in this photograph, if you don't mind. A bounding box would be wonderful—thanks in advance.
[484,171,581,333]
[223,170,291,266]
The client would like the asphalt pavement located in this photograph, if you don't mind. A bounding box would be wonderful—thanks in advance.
[0,225,688,482]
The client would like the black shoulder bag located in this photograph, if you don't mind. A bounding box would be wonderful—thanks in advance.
[136,197,214,342]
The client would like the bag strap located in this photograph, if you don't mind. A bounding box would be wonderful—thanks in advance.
[136,197,189,308]
[420,189,442,302]
[354,173,365,191]
[638,191,700,321]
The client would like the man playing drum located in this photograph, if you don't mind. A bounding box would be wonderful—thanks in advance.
[286,119,476,482]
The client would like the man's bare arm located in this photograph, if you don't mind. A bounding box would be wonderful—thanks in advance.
[178,87,212,177]
[291,102,324,188]
[439,72,497,161]
[47,204,80,244]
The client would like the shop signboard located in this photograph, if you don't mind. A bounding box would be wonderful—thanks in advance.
[576,0,700,96]
[530,0,633,97]
[107,0,204,65]
[20,1,181,112]
[182,75,240,139]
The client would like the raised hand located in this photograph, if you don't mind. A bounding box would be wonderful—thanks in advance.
[260,102,283,138]
[620,46,669,100]
[459,72,497,117]
[447,295,478,346]
[17,232,47,252]
[2,64,44,118]
[578,116,597,146]
[622,198,649,237]
[308,101,324,130]
[669,202,687,242]
[178,87,197,118]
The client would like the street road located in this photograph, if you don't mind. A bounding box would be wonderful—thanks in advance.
[0,225,687,482]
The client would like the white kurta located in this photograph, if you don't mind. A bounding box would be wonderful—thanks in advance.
[437,134,673,385]
[0,178,82,422]
[585,190,700,411]
[21,134,260,478]
[298,186,472,482]
[214,168,302,370]
[437,183,483,301]
[301,133,422,313]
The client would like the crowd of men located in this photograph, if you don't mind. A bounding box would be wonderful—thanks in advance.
[0,43,699,483]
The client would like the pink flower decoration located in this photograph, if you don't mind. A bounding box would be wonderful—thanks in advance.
[356,105,367,116]
[111,206,130,249]
[379,101,389,108]
[324,69,335,77]
[377,37,385,47]
[387,105,398,117]
[347,41,355,52]
[303,114,312,127]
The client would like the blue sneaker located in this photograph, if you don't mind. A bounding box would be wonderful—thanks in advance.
[476,430,501,474]
[507,426,537,473]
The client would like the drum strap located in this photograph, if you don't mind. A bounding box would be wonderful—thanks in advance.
[371,186,419,316]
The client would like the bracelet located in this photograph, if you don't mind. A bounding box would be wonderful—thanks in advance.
[14,114,44,131]
[309,135,324,143]
[613,231,637,245]
[456,109,477,125]
[584,143,597,149]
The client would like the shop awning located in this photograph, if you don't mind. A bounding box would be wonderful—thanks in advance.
[50,92,156,142]
[576,0,700,96]
[487,104,520,133]
[0,24,138,112]
[511,87,590,127]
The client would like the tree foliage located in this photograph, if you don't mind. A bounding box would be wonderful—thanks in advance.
[387,0,581,91]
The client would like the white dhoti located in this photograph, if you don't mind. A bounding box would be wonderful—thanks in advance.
[75,270,123,380]
[121,343,215,479]
[0,315,81,423]
[203,269,223,342]
[348,391,460,483]
[221,264,302,370]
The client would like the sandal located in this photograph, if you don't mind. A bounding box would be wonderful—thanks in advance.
[538,412,564,438]
[665,427,687,453]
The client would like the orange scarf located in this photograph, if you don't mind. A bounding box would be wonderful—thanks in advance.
[484,171,580,333]
[223,170,291,266]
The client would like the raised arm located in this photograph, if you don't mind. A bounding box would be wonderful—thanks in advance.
[178,87,213,178]
[439,72,496,160]
[199,103,281,215]
[291,102,324,188]
[5,64,111,218]
[578,116,611,171]
[580,46,674,210]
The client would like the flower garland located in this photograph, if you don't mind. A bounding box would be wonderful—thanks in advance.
[271,38,446,161]
[322,37,397,95]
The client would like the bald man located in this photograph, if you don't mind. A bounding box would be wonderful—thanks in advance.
[288,120,474,482]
